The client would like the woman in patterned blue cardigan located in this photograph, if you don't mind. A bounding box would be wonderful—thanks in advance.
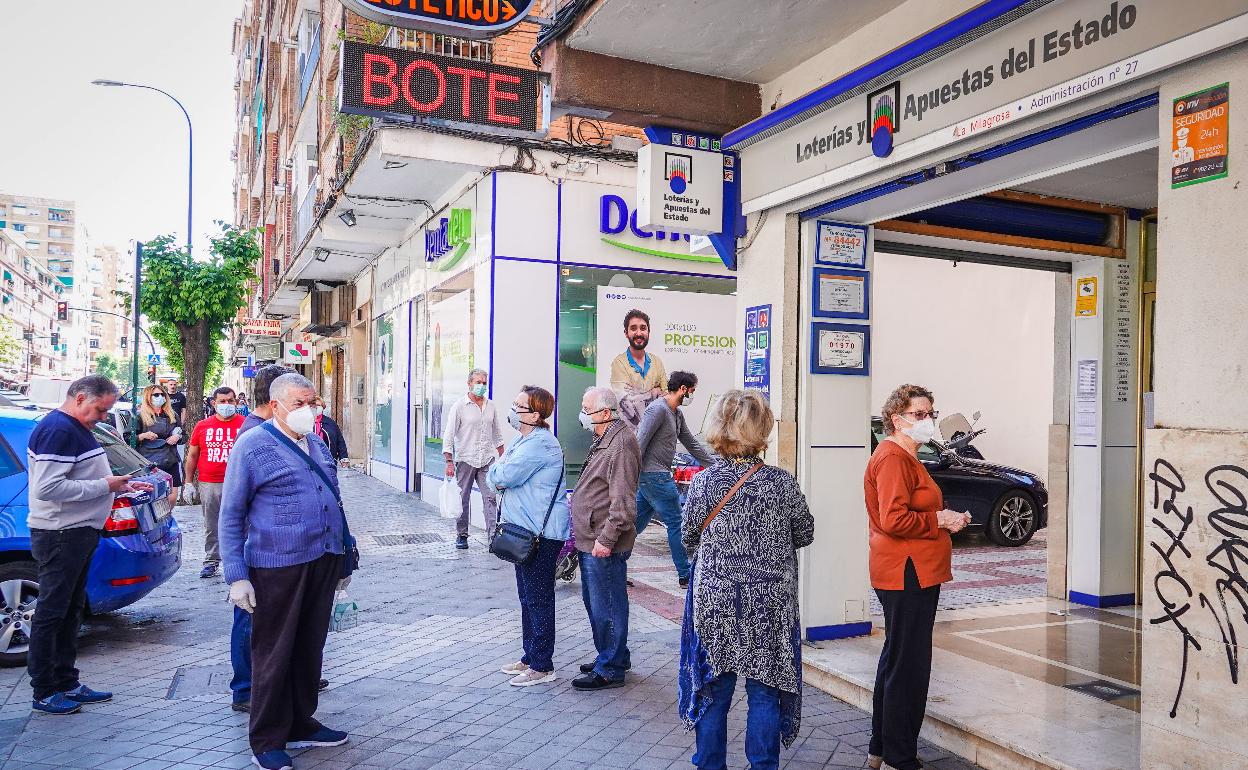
[678,389,815,770]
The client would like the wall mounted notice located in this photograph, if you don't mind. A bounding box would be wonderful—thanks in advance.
[811,322,869,376]
[813,268,870,319]
[744,305,772,401]
[816,221,867,268]
[1112,262,1132,403]
[1171,82,1229,188]
[1075,276,1098,317]
[636,143,725,235]
[1075,358,1099,444]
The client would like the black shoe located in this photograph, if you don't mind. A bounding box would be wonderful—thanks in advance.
[572,672,625,691]
[580,662,631,674]
[455,535,468,550]
[678,576,689,588]
[318,679,329,691]
[231,701,250,713]
[626,578,634,588]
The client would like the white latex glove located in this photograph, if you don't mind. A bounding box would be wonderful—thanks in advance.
[228,580,257,613]
[337,577,351,591]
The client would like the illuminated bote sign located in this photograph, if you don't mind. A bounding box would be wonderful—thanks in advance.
[340,40,539,133]
[341,0,536,39]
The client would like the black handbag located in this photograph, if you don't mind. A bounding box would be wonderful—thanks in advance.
[262,423,360,578]
[489,467,565,565]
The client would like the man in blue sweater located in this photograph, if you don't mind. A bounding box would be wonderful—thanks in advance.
[27,375,153,715]
[219,373,349,770]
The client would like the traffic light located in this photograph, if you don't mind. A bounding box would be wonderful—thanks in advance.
[22,330,32,342]
[50,332,59,347]
[120,336,127,349]
[147,365,156,384]
[56,301,68,321]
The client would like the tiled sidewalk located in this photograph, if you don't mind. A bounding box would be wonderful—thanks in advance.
[0,471,978,770]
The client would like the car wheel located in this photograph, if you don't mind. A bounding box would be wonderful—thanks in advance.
[0,561,38,667]
[987,491,1039,547]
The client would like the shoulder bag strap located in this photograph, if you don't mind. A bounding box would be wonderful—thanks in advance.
[700,462,763,534]
[537,466,566,534]
[261,422,353,546]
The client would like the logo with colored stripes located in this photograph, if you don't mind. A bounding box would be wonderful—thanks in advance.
[867,82,901,158]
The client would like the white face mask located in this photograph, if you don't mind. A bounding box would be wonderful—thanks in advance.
[151,395,166,407]
[313,406,325,417]
[900,416,937,445]
[279,402,316,436]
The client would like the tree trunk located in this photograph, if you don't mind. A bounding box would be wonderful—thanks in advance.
[178,319,212,436]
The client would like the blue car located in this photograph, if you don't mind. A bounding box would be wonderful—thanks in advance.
[0,407,182,666]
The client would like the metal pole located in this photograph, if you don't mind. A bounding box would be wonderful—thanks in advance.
[131,243,142,448]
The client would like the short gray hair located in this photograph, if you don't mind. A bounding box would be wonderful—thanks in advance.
[269,372,316,403]
[468,369,488,382]
[583,386,618,413]
[67,375,119,401]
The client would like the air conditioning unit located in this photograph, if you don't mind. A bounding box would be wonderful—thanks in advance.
[298,290,336,336]
[329,284,354,328]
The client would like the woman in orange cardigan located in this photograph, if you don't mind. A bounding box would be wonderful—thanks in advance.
[864,385,970,770]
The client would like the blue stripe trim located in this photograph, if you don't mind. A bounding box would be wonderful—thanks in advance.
[799,94,1159,221]
[488,173,498,401]
[1068,590,1135,608]
[723,0,1034,149]
[554,179,563,437]
[807,621,873,642]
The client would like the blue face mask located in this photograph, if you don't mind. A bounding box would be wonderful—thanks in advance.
[215,404,237,419]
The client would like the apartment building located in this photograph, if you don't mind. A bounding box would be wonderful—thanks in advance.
[0,229,71,384]
[88,245,132,366]
[0,193,80,283]
[229,0,648,477]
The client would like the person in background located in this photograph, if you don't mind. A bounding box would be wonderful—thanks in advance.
[184,387,245,580]
[865,384,970,770]
[634,371,717,588]
[442,369,505,550]
[679,390,814,770]
[489,386,568,687]
[135,384,182,508]
[237,393,251,417]
[609,309,668,429]
[26,375,154,715]
[570,386,640,691]
[312,397,348,465]
[228,363,293,715]
[166,381,187,423]
[219,373,350,770]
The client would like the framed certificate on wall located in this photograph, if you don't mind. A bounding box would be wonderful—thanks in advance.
[815,221,868,268]
[810,322,870,376]
[812,267,870,320]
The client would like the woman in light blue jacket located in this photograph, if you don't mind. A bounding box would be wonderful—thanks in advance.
[487,385,569,687]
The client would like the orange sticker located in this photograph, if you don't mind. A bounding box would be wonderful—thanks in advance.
[1172,83,1229,188]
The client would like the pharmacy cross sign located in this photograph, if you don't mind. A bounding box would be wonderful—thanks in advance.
[341,0,536,39]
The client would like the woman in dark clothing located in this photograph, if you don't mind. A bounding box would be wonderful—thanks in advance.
[313,397,349,464]
[136,384,183,506]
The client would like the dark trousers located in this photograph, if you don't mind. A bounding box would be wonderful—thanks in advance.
[249,553,340,755]
[693,672,782,770]
[28,527,100,701]
[579,550,631,681]
[514,537,563,673]
[870,558,941,770]
[229,606,252,704]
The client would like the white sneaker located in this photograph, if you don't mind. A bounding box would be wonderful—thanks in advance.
[499,660,529,675]
[509,669,556,687]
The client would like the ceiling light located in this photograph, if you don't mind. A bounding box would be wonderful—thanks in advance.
[652,284,668,290]
[565,277,583,283]
[578,304,594,309]
[338,209,357,227]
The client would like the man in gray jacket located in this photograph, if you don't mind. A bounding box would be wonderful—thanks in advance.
[26,375,153,715]
[634,371,717,587]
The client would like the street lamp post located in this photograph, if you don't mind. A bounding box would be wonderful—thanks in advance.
[91,79,194,256]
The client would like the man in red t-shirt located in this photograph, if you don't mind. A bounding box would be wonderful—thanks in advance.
[185,386,246,579]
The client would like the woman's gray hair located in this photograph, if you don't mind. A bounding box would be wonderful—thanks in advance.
[583,386,618,413]
[269,372,316,402]
[706,389,774,458]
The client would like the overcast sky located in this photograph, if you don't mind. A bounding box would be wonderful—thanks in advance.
[0,2,241,257]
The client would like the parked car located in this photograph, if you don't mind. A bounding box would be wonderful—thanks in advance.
[0,407,183,666]
[869,413,1048,546]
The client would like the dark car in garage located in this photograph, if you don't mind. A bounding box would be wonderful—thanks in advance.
[869,416,1048,546]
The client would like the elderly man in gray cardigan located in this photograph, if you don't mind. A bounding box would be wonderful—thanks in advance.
[219,373,350,770]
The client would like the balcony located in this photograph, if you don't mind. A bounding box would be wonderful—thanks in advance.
[297,24,321,111]
[294,180,318,249]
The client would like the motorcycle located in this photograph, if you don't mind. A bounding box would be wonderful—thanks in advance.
[939,411,986,460]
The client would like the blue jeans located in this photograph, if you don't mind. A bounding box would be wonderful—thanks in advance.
[693,672,782,770]
[230,606,252,704]
[579,550,631,681]
[635,472,690,579]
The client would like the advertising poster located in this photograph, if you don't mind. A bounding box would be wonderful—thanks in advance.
[744,305,772,401]
[426,290,473,468]
[371,312,395,464]
[1172,83,1229,188]
[596,286,736,432]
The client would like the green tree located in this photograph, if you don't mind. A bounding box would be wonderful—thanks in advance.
[0,317,23,371]
[140,224,260,434]
[92,352,133,392]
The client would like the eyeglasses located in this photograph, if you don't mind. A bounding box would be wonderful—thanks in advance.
[901,410,939,421]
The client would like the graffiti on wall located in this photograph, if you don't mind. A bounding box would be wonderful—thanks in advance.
[1149,457,1248,718]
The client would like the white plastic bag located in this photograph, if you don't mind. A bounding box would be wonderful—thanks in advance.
[439,478,459,519]
[330,590,359,633]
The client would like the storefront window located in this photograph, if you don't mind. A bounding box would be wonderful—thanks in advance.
[557,264,736,487]
[371,311,397,466]
[423,278,476,476]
